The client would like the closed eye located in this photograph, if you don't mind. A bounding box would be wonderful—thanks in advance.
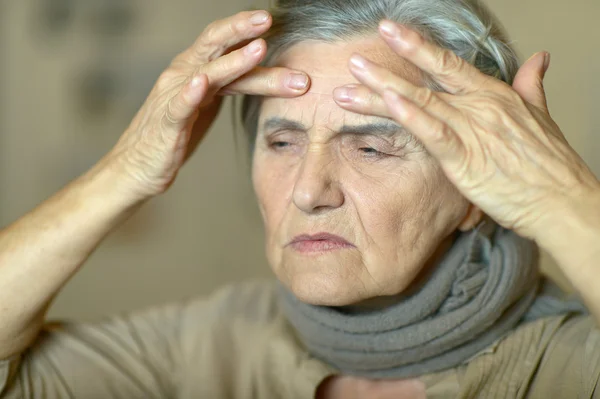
[359,147,385,156]
[270,141,291,149]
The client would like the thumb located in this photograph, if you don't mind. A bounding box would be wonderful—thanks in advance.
[512,52,550,112]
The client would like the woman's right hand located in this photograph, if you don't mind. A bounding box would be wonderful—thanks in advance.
[0,11,311,359]
[106,10,310,201]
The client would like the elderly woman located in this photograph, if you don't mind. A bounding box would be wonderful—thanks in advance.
[1,0,599,397]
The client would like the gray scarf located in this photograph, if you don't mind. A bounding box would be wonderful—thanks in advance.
[279,221,586,379]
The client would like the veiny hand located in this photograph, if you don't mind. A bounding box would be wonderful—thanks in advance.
[107,10,310,200]
[332,20,600,241]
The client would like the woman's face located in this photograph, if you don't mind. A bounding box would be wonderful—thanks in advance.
[253,37,480,306]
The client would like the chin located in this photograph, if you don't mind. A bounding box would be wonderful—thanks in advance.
[272,252,418,306]
[284,272,374,306]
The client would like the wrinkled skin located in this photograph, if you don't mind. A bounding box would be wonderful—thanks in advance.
[253,38,482,306]
[107,11,311,201]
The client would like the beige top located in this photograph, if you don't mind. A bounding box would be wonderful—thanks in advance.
[1,280,599,398]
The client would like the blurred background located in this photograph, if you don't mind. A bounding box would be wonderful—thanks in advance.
[0,0,598,320]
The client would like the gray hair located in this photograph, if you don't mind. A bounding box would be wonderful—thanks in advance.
[241,0,519,143]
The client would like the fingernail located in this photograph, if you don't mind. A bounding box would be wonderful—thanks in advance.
[350,54,367,70]
[246,40,263,55]
[250,11,269,25]
[543,52,551,73]
[287,73,309,90]
[379,20,400,38]
[333,87,354,102]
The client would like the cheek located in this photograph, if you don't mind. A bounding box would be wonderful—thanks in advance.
[347,163,423,220]
[252,152,295,232]
[419,169,470,232]
[347,162,467,242]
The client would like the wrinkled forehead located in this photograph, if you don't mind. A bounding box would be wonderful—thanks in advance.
[259,37,423,131]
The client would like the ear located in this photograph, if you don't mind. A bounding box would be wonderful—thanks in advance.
[457,204,484,232]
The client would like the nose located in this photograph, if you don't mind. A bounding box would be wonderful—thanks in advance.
[292,144,344,213]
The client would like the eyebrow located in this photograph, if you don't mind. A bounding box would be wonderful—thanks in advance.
[338,122,404,136]
[261,117,405,137]
[262,117,306,133]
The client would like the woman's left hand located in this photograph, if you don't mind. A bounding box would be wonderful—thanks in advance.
[332,20,600,244]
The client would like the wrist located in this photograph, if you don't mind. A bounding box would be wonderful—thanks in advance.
[535,186,600,274]
[86,151,154,208]
[78,155,148,218]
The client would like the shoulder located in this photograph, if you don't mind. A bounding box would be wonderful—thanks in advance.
[527,315,600,398]
[458,314,599,398]
[176,279,284,346]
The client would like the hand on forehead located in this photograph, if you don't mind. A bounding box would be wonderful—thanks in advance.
[261,37,422,129]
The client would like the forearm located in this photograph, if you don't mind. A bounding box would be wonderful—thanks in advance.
[0,157,142,358]
[537,189,600,323]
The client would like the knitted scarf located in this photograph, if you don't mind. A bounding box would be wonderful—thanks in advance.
[279,221,586,378]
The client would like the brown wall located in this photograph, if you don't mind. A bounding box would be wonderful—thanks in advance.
[1,0,597,320]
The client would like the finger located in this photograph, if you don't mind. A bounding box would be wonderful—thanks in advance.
[188,10,272,62]
[512,52,550,113]
[382,89,464,163]
[222,38,253,56]
[378,20,492,94]
[163,73,209,130]
[220,67,310,97]
[333,84,390,117]
[202,38,267,93]
[343,53,455,118]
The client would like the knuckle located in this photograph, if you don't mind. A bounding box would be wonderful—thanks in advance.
[402,30,424,57]
[164,97,180,126]
[229,19,245,37]
[156,70,179,92]
[415,88,435,108]
[203,18,243,45]
[402,40,419,58]
[201,23,220,46]
[231,49,251,71]
[436,50,463,74]
[425,120,452,146]
[436,123,452,142]
[402,106,418,125]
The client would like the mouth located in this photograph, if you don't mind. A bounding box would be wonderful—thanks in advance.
[288,232,354,253]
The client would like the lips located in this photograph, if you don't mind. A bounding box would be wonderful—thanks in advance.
[288,232,354,253]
